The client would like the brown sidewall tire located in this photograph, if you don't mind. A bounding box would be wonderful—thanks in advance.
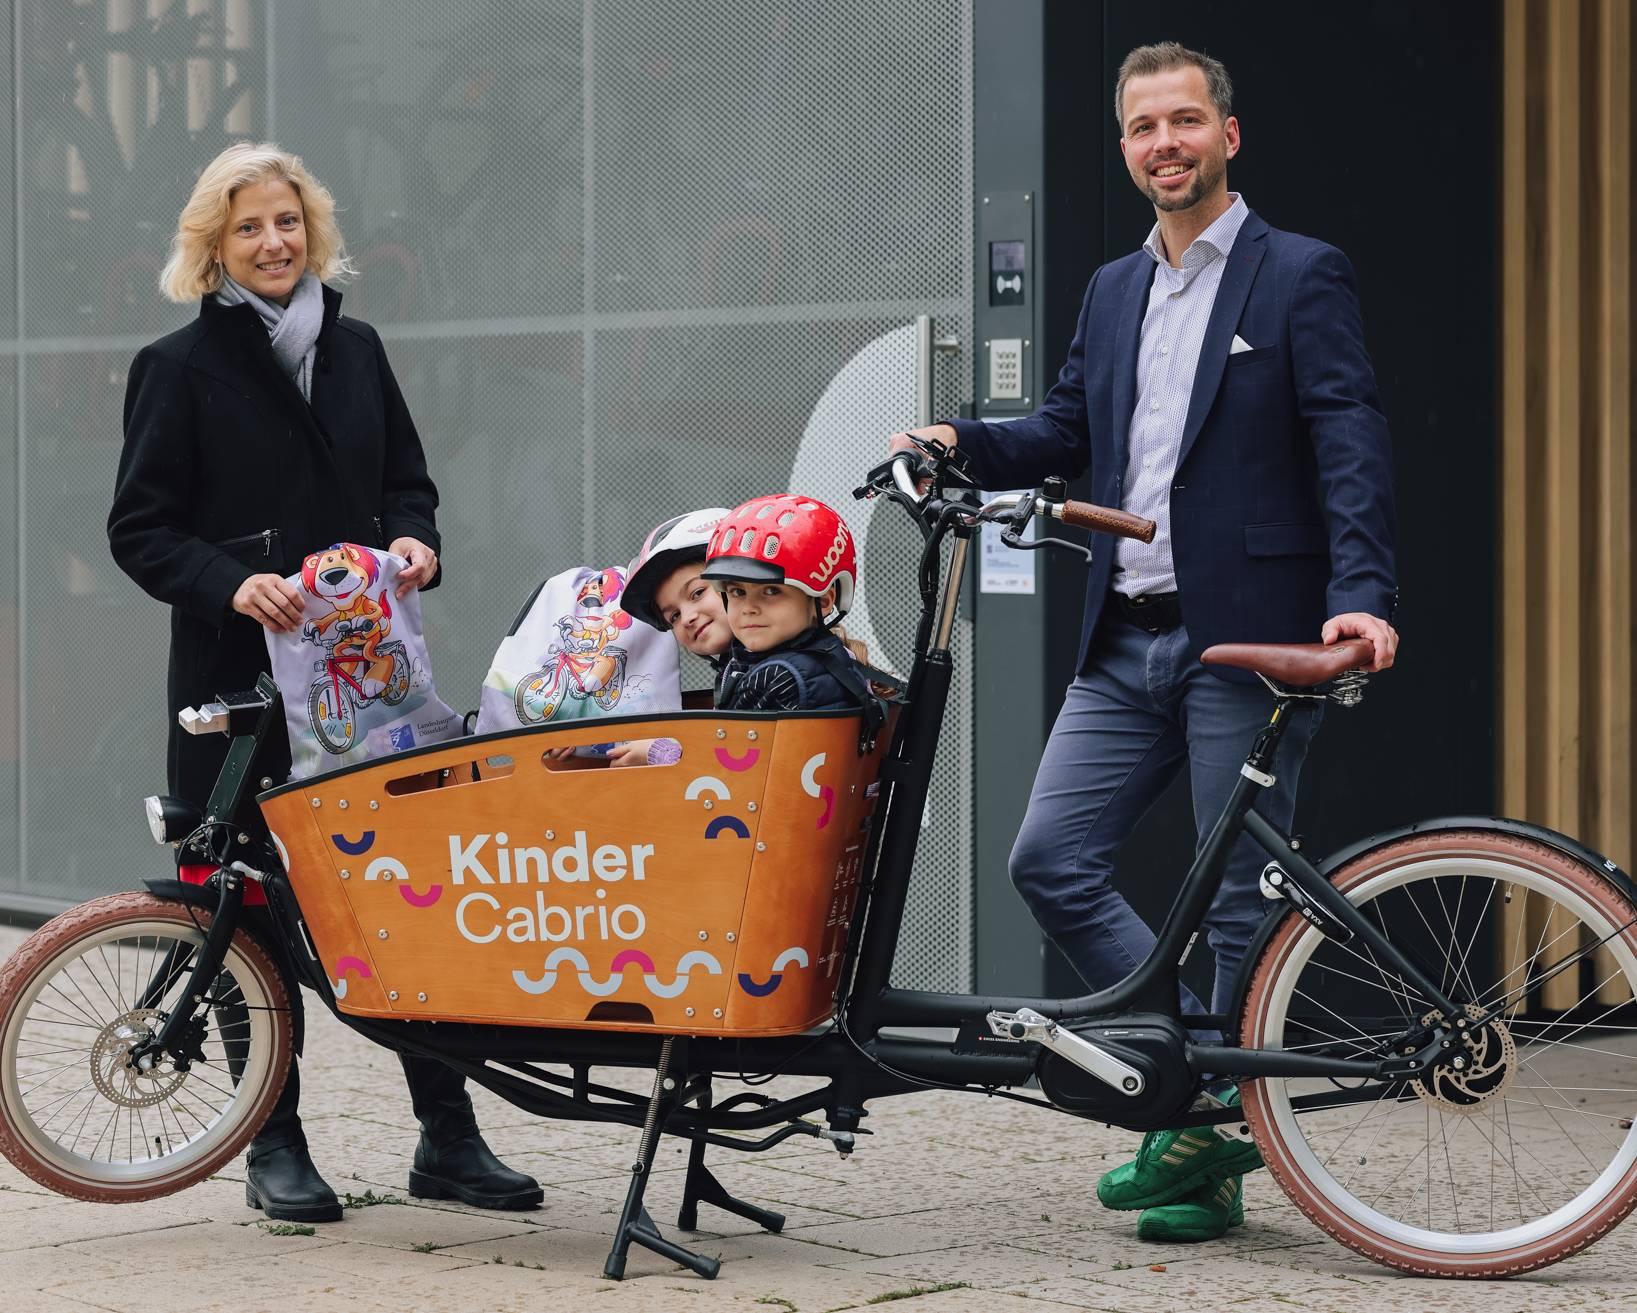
[0,891,293,1204]
[1239,829,1637,1277]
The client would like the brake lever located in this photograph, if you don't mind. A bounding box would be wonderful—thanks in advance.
[999,530,1094,564]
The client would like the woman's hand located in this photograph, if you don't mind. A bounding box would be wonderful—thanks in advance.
[390,536,438,597]
[233,572,306,632]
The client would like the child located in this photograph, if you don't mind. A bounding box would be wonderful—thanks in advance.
[598,507,734,767]
[699,495,894,735]
[623,508,734,661]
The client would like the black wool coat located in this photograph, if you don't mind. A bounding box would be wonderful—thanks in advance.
[108,284,442,807]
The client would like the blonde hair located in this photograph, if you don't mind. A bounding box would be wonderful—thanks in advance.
[159,142,357,302]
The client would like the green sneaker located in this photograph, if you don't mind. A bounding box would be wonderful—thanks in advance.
[1095,1092,1262,1211]
[1136,1174,1244,1242]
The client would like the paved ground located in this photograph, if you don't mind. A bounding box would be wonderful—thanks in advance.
[4,921,1637,1313]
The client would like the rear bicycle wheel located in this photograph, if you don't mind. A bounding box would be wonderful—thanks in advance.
[0,892,293,1202]
[1239,829,1637,1276]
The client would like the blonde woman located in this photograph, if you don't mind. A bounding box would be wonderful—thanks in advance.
[108,143,541,1223]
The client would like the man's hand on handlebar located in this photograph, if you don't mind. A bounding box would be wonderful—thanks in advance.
[888,424,958,457]
[888,425,958,494]
[233,572,306,633]
[1322,612,1399,672]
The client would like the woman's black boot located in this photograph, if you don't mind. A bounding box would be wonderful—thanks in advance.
[401,1054,543,1209]
[243,1062,343,1223]
[245,1135,344,1222]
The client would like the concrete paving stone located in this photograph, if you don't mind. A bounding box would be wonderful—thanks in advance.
[342,1253,629,1312]
[996,1275,1258,1312]
[0,1183,84,1215]
[313,1197,543,1249]
[441,1218,682,1280]
[280,1236,484,1281]
[0,1198,213,1251]
[435,1226,620,1269]
[0,1293,121,1313]
[1,1241,149,1292]
[573,1284,813,1313]
[777,1215,963,1258]
[855,1289,1072,1313]
[53,1251,376,1313]
[820,1241,1109,1290]
[53,1218,339,1271]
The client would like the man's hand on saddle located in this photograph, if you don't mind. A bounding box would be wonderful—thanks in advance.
[1322,612,1399,672]
[390,536,438,597]
[233,572,306,633]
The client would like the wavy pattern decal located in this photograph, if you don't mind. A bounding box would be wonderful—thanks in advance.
[398,882,443,907]
[364,856,409,882]
[736,946,810,998]
[800,752,836,830]
[332,955,373,1000]
[714,747,761,772]
[684,775,732,801]
[704,815,750,839]
[331,831,377,855]
[512,947,724,999]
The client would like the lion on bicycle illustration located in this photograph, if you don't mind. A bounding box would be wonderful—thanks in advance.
[300,543,412,752]
[514,567,633,724]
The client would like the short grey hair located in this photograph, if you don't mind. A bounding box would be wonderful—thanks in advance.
[1114,42,1233,131]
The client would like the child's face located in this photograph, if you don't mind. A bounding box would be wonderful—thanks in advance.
[721,581,833,653]
[654,563,730,657]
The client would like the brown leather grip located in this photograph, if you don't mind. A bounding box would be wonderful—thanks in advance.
[1059,500,1157,543]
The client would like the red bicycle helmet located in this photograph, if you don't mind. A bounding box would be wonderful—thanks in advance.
[622,507,730,630]
[700,493,857,623]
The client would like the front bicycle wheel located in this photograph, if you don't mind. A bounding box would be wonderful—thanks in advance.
[1239,828,1637,1276]
[0,892,293,1202]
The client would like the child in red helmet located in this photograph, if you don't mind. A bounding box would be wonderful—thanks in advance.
[701,495,895,734]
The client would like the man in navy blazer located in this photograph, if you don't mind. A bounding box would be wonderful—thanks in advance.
[895,43,1398,1242]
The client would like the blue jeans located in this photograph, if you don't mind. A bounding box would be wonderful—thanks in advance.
[1010,616,1321,1017]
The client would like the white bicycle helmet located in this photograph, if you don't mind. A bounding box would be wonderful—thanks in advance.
[623,507,731,631]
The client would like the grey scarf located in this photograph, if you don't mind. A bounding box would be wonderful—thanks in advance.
[215,269,324,400]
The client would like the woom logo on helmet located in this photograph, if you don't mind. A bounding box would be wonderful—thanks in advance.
[807,524,851,587]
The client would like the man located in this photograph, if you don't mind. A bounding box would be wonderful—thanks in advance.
[893,42,1397,1242]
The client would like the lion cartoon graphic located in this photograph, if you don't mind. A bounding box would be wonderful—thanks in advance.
[513,567,633,724]
[300,544,413,752]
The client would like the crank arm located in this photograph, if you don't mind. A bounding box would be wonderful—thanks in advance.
[986,1008,1145,1096]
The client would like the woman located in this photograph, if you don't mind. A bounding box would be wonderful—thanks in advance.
[108,143,541,1223]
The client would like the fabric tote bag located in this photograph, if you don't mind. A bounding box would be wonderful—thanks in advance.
[265,542,463,780]
[475,565,681,739]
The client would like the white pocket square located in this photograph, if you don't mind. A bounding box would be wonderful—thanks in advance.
[1229,334,1255,355]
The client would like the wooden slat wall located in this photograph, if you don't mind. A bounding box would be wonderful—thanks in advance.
[1501,0,1634,1008]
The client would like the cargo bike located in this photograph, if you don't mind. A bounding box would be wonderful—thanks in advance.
[5,441,1637,1280]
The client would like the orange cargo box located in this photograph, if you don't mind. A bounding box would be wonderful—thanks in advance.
[257,711,889,1037]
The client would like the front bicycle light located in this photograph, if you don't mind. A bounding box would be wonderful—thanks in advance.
[143,794,202,845]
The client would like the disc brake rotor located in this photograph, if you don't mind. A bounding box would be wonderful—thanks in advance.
[89,1009,189,1108]
[1412,1002,1516,1115]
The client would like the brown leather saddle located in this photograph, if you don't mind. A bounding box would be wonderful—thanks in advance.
[1200,637,1375,688]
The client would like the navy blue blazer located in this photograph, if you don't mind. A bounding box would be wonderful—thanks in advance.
[948,210,1396,675]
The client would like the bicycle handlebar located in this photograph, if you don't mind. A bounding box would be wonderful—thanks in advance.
[1055,500,1156,543]
[882,451,1156,543]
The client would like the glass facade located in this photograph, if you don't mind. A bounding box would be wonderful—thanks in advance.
[2,0,974,988]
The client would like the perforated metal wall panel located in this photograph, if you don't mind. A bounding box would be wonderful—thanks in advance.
[3,0,974,990]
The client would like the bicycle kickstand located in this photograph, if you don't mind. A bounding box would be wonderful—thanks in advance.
[603,1037,721,1281]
